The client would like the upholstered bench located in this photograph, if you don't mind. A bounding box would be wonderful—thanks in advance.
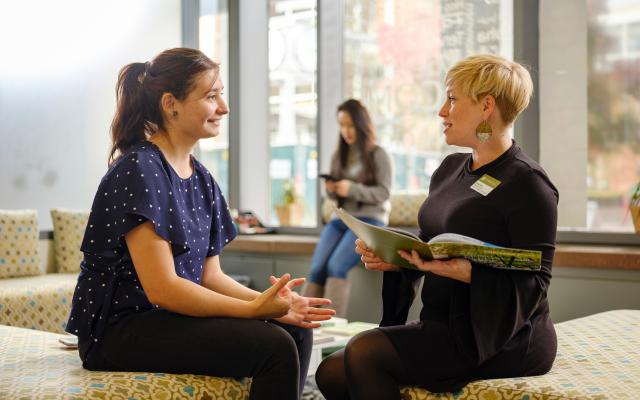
[0,324,250,399]
[2,310,637,399]
[0,273,77,334]
[0,209,82,335]
[400,309,640,399]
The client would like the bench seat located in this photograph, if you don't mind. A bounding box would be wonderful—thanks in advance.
[399,309,640,399]
[0,324,250,399]
[1,310,637,399]
[0,273,77,334]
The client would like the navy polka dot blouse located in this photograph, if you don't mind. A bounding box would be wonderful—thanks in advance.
[65,141,237,342]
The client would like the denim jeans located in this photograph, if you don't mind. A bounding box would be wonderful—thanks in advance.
[308,216,384,284]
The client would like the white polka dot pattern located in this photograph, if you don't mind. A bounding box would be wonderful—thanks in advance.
[66,141,237,342]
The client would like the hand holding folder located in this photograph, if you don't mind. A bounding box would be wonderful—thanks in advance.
[335,208,542,271]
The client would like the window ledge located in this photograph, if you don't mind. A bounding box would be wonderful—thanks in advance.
[225,234,317,255]
[554,244,640,270]
[225,234,640,271]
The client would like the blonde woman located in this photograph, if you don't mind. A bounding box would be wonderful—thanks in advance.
[316,55,558,399]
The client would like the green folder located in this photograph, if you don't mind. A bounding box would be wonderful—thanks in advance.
[335,208,542,271]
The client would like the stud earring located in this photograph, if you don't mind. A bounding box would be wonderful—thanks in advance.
[172,111,178,117]
[476,120,492,143]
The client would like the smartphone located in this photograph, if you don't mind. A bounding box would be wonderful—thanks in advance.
[58,336,79,349]
[318,173,338,182]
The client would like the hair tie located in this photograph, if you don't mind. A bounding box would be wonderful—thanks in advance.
[139,61,151,84]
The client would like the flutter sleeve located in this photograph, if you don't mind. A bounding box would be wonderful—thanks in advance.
[380,268,424,326]
[80,151,190,257]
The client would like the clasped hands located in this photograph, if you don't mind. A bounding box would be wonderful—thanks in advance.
[325,179,351,197]
[355,239,472,283]
[251,273,336,328]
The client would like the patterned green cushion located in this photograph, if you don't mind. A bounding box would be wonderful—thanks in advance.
[0,209,41,278]
[321,193,425,227]
[0,324,251,399]
[399,310,640,399]
[388,193,425,227]
[50,208,90,273]
[0,273,76,334]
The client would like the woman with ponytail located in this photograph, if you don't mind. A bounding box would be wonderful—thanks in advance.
[66,48,334,400]
[302,99,392,317]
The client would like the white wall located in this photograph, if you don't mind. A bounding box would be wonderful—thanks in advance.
[0,0,182,229]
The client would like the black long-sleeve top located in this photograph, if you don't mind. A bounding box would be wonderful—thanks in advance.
[380,141,559,364]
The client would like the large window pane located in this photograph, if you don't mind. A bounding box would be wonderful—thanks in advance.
[268,0,317,227]
[343,0,512,193]
[198,0,230,197]
[585,0,640,232]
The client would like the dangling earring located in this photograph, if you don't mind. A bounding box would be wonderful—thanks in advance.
[172,111,178,117]
[476,120,492,143]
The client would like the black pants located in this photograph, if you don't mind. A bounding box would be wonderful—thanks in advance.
[79,309,312,400]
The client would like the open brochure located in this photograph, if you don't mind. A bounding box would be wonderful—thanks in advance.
[335,208,542,271]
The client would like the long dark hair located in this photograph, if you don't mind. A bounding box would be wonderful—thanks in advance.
[109,48,219,165]
[330,99,378,186]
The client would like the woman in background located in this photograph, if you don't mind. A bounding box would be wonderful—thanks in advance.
[302,99,392,317]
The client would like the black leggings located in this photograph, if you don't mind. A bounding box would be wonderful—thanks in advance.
[79,309,312,400]
[316,320,556,399]
[315,329,410,400]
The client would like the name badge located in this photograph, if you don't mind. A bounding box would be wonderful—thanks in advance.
[470,174,501,196]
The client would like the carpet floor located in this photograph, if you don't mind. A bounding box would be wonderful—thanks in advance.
[302,376,325,400]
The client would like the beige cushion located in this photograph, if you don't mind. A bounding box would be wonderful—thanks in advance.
[400,310,640,399]
[0,324,251,399]
[0,273,77,334]
[0,210,41,278]
[321,193,425,227]
[388,193,425,227]
[50,208,89,273]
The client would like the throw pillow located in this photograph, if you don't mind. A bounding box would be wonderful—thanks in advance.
[50,208,89,273]
[388,193,425,227]
[0,210,42,278]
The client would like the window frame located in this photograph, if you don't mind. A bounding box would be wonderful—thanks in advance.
[516,0,640,245]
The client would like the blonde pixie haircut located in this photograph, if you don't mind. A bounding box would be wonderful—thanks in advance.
[445,54,533,124]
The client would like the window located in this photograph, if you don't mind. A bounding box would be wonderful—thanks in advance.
[198,0,230,198]
[268,0,318,227]
[234,1,638,238]
[585,0,640,232]
[343,0,513,194]
[539,0,640,235]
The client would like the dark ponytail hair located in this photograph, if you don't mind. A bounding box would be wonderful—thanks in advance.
[109,48,219,165]
[330,99,378,186]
